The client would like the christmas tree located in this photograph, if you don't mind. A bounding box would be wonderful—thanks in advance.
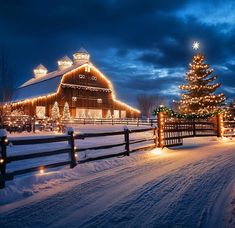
[178,53,226,114]
[62,102,71,120]
[106,110,112,119]
[52,101,60,120]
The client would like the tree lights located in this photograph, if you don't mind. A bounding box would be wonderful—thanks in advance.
[178,53,226,114]
[62,102,71,120]
[52,101,60,120]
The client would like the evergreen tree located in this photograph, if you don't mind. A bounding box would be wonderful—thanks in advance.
[106,110,112,119]
[178,53,226,114]
[62,102,71,120]
[52,101,60,120]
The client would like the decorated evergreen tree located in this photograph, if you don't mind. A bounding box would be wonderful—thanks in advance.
[62,102,71,120]
[178,53,226,114]
[52,101,60,120]
[106,110,112,119]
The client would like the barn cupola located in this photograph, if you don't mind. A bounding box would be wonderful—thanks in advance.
[58,56,73,70]
[33,64,48,78]
[73,48,90,65]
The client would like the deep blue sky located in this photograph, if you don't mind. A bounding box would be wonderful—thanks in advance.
[1,0,235,106]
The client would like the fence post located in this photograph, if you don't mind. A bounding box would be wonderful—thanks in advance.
[153,125,158,147]
[67,127,77,168]
[157,112,164,148]
[150,119,153,127]
[124,126,130,156]
[0,129,8,189]
[193,119,196,137]
[112,117,114,125]
[137,118,139,127]
[31,116,36,133]
[217,113,223,137]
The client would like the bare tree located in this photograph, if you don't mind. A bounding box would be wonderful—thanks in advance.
[137,94,166,118]
[0,49,14,127]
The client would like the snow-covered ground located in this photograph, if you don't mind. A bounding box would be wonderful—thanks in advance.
[0,127,235,227]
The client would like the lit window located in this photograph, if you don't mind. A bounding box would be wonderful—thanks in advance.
[85,66,91,72]
[97,99,102,104]
[79,74,86,79]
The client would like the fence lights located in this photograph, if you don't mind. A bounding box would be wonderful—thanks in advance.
[0,158,4,164]
[39,167,45,174]
[4,138,8,144]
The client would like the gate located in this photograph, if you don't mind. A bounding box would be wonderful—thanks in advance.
[157,111,218,148]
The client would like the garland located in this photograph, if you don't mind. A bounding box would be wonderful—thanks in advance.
[153,106,223,120]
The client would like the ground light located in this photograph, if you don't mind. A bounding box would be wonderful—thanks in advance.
[39,167,45,174]
[150,148,165,156]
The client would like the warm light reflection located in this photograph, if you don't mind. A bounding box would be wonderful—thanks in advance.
[151,148,165,156]
[39,167,45,174]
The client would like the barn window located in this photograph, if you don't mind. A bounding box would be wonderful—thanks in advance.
[121,110,126,119]
[114,110,120,118]
[85,66,91,72]
[76,108,102,119]
[72,97,77,101]
[79,74,86,79]
[36,106,46,119]
[97,98,102,104]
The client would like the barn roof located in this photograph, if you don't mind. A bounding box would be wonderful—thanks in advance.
[11,63,84,102]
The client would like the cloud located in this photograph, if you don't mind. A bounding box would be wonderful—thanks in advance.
[0,0,235,106]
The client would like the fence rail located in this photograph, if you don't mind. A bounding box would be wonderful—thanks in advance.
[223,121,235,137]
[0,127,156,189]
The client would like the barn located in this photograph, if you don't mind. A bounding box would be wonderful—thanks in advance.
[10,48,140,119]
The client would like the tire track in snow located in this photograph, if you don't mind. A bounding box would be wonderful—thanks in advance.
[0,143,235,228]
[79,152,235,228]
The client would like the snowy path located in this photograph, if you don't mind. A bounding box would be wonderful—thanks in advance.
[0,138,235,227]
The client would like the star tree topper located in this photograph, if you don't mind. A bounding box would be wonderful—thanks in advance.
[192,41,200,50]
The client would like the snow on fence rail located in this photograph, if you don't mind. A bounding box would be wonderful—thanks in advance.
[2,116,157,133]
[0,127,157,189]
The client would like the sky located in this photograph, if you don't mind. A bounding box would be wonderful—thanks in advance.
[1,0,235,107]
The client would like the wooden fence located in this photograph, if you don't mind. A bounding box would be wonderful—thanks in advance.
[223,120,235,137]
[2,116,157,133]
[0,127,157,189]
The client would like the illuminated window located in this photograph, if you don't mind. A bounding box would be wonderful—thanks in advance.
[85,66,91,72]
[36,106,46,118]
[97,98,102,104]
[79,74,86,79]
[114,110,120,118]
[121,110,126,119]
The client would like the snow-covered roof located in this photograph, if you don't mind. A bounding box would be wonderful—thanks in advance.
[11,62,84,102]
[77,47,89,54]
[58,56,72,63]
[35,64,47,71]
